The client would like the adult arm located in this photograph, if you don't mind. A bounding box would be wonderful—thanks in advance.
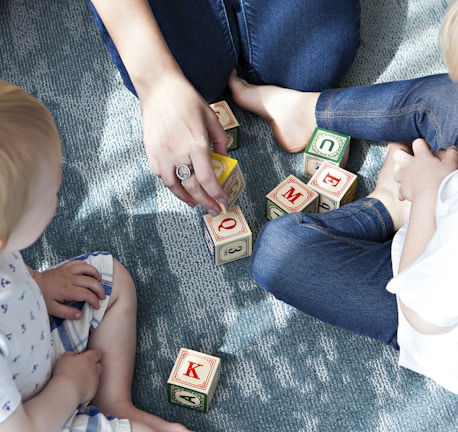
[90,0,228,215]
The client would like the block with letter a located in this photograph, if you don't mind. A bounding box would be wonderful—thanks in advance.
[308,162,358,212]
[302,127,350,180]
[202,205,252,265]
[265,174,319,220]
[210,100,240,151]
[167,348,221,413]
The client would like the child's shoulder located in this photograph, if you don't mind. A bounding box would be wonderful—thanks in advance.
[0,251,25,274]
[0,251,32,302]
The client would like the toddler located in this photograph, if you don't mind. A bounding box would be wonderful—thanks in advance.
[0,81,189,431]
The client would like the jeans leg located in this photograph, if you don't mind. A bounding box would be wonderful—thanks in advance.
[87,0,239,102]
[252,198,398,347]
[87,1,136,93]
[316,73,458,151]
[237,0,361,90]
[89,0,361,97]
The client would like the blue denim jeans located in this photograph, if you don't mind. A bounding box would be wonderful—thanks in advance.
[317,73,458,151]
[253,74,458,347]
[252,198,399,347]
[88,0,361,101]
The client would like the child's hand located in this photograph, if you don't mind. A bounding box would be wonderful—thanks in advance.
[52,350,103,405]
[33,260,106,320]
[393,138,458,202]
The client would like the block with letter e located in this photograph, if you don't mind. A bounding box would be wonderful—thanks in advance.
[308,162,358,212]
[167,348,221,413]
[211,151,246,205]
[210,100,240,151]
[302,127,350,179]
[202,205,252,265]
[265,174,319,220]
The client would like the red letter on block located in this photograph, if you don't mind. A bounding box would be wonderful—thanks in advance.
[218,217,237,232]
[184,362,204,380]
[322,173,341,188]
[281,187,304,204]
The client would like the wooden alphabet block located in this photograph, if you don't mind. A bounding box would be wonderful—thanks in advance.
[308,162,358,212]
[167,348,221,413]
[265,174,319,220]
[302,127,350,179]
[202,205,252,265]
[211,151,246,205]
[210,100,240,151]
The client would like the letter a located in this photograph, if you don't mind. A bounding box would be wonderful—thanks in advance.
[178,394,199,405]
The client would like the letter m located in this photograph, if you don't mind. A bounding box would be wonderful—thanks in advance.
[281,186,303,204]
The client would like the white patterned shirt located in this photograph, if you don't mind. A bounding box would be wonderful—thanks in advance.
[388,170,458,394]
[0,251,52,422]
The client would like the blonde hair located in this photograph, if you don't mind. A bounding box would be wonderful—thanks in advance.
[439,0,458,80]
[0,81,60,247]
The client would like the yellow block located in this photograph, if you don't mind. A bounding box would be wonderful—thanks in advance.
[210,152,246,205]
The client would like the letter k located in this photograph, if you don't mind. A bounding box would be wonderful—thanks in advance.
[184,361,203,379]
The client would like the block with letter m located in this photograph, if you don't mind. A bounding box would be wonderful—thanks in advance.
[265,174,319,220]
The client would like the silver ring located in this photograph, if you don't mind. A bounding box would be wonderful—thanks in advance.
[175,164,194,181]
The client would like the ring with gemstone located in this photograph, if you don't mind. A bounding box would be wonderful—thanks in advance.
[175,164,194,181]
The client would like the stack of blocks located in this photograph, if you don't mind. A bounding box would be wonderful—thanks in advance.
[168,348,221,413]
[305,128,357,211]
[302,127,350,179]
[266,127,357,217]
[308,161,358,212]
[210,151,246,206]
[202,102,252,267]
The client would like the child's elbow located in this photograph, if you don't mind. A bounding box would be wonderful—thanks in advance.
[399,298,454,335]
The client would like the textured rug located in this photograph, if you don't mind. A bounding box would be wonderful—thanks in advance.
[1,0,457,431]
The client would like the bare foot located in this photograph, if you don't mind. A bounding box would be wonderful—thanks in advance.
[108,402,191,432]
[228,70,320,153]
[368,143,412,231]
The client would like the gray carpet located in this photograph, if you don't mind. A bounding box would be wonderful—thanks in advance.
[1,0,457,431]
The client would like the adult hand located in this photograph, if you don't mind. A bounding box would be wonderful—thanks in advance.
[32,260,106,320]
[90,0,229,215]
[141,73,229,216]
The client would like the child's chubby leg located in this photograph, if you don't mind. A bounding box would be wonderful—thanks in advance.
[228,70,319,153]
[87,259,190,432]
[368,142,412,231]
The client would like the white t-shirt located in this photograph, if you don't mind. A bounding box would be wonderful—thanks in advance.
[387,170,458,394]
[0,251,52,422]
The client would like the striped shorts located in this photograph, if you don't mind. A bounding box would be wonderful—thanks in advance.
[49,251,131,432]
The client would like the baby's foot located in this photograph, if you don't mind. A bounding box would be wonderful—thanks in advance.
[110,404,191,432]
[368,143,412,231]
[228,70,319,153]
